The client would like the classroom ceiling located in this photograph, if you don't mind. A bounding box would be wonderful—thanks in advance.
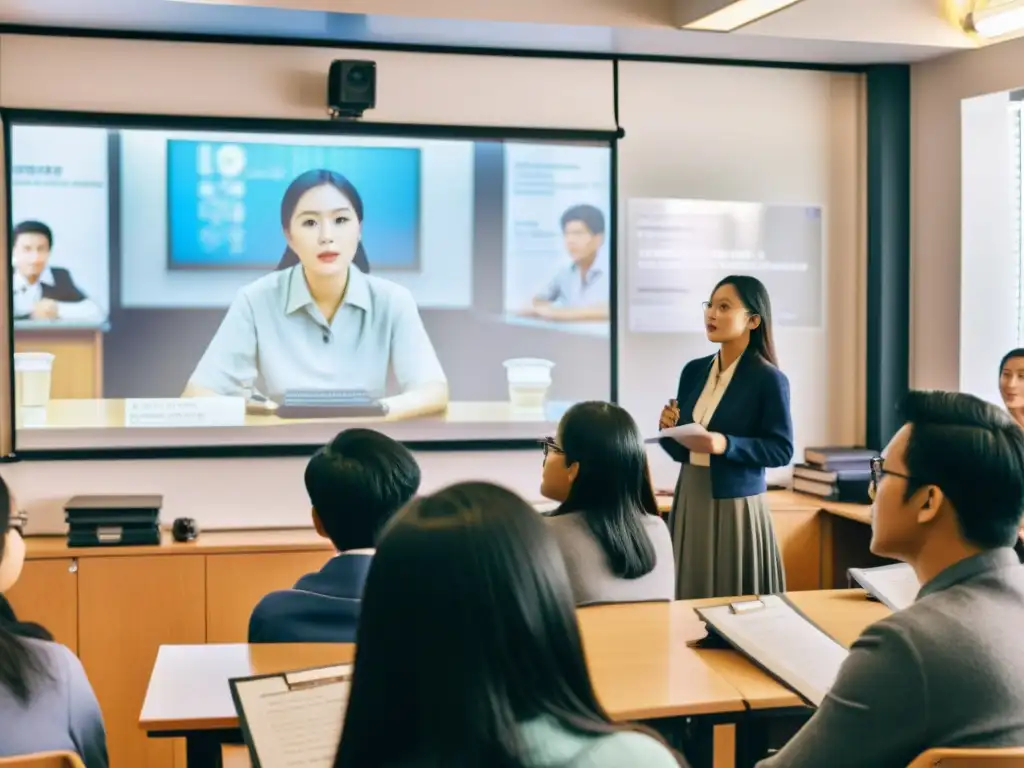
[0,0,982,64]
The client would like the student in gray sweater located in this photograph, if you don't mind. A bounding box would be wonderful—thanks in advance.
[0,477,107,767]
[760,391,1024,767]
[540,401,675,606]
[334,482,685,767]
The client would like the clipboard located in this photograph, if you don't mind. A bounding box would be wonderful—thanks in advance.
[229,663,353,768]
[693,595,849,707]
[847,563,920,612]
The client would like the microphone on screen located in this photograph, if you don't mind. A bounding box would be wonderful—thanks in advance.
[322,331,330,344]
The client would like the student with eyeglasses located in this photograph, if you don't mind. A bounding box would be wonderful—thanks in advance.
[538,401,674,606]
[0,476,108,766]
[334,482,686,768]
[657,275,793,599]
[758,391,1024,767]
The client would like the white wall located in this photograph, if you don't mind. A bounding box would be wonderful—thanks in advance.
[617,62,866,486]
[0,34,865,531]
[959,91,1018,406]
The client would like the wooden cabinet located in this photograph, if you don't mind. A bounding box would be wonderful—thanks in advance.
[770,509,823,591]
[4,557,79,653]
[206,551,332,643]
[78,555,206,768]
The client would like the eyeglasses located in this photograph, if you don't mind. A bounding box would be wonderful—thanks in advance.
[540,437,564,460]
[702,301,753,316]
[6,509,27,535]
[868,457,918,501]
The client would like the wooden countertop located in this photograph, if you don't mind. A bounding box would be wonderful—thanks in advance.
[26,490,869,560]
[26,528,333,560]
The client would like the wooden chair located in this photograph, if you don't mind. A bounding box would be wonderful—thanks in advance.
[0,753,85,768]
[907,747,1024,767]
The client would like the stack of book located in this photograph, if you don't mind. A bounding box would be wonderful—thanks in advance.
[64,495,163,548]
[792,446,875,503]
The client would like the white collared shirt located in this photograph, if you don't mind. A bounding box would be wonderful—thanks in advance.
[12,266,103,322]
[689,353,740,467]
[187,264,447,400]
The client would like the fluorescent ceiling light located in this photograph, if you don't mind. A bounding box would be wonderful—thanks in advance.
[966,1,1024,38]
[681,0,805,32]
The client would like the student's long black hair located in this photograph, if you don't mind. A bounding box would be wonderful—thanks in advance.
[334,482,684,768]
[549,402,659,580]
[712,275,778,367]
[0,477,49,703]
[275,170,370,274]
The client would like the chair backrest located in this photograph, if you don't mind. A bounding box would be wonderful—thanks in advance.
[0,752,85,768]
[907,747,1024,767]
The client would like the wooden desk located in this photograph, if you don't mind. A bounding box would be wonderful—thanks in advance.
[142,621,746,767]
[222,745,249,768]
[14,324,105,399]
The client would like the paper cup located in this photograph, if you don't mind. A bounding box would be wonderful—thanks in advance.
[503,358,555,411]
[14,352,54,409]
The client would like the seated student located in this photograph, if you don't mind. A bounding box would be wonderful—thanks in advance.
[11,220,103,322]
[248,429,420,643]
[539,401,675,606]
[758,391,1024,768]
[0,477,108,767]
[334,481,685,767]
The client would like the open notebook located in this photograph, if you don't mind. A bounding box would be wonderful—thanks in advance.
[695,596,849,707]
[230,663,352,768]
[847,563,920,611]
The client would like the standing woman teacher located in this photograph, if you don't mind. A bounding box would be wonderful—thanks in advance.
[184,169,448,419]
[659,275,793,599]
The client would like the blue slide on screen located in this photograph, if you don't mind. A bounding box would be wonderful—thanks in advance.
[166,140,421,270]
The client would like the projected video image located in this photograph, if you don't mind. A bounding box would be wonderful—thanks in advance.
[7,119,613,451]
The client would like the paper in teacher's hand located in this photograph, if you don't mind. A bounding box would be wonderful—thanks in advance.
[644,423,709,445]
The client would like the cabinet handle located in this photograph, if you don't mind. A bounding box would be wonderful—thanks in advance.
[68,560,78,574]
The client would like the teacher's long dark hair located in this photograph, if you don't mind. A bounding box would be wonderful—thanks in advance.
[549,401,659,579]
[713,274,778,366]
[334,482,684,768]
[275,170,370,273]
[0,477,50,703]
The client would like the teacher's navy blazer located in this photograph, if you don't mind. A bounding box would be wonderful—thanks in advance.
[661,349,793,499]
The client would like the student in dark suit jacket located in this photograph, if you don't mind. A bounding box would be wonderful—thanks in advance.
[248,429,421,643]
[659,275,793,599]
[10,220,102,322]
[759,391,1024,767]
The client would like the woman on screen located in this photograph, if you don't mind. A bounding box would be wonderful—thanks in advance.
[996,348,1024,561]
[183,170,448,419]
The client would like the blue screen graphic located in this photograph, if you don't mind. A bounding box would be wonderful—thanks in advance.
[166,140,421,269]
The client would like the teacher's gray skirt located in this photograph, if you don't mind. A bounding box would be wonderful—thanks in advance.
[669,464,785,600]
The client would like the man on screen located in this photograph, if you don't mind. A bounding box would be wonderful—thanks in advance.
[525,204,610,322]
[11,220,103,323]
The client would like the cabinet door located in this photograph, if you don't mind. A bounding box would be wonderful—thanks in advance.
[771,509,822,591]
[4,558,78,653]
[78,555,205,768]
[206,551,333,643]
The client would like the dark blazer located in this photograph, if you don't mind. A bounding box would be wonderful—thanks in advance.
[13,267,88,319]
[247,553,372,644]
[661,349,793,499]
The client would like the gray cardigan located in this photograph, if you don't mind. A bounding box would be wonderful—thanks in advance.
[545,511,675,606]
[0,638,108,767]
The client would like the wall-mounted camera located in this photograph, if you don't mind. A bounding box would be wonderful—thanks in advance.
[327,59,376,120]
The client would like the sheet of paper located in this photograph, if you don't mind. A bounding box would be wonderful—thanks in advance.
[697,595,848,706]
[848,563,920,611]
[233,664,352,768]
[644,422,709,445]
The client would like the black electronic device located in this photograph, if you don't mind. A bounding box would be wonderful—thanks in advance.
[172,517,199,543]
[64,494,162,548]
[275,389,387,420]
[327,60,376,120]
